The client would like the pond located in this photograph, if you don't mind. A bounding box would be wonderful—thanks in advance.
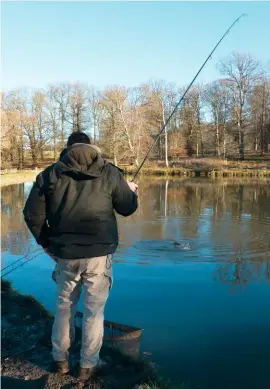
[1,178,270,389]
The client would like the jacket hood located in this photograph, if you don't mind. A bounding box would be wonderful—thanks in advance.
[57,143,105,178]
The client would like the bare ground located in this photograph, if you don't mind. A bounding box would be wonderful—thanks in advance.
[1,281,174,389]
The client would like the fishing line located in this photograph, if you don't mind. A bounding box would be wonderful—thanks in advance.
[131,14,247,182]
[1,247,42,273]
[1,252,43,279]
[2,14,247,277]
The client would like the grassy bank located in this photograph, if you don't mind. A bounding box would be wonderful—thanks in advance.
[1,280,178,389]
[123,165,270,178]
[120,158,270,179]
[2,157,269,187]
[0,170,41,187]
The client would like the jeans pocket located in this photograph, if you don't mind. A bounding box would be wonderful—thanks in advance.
[105,255,113,290]
[105,273,113,290]
[52,264,60,284]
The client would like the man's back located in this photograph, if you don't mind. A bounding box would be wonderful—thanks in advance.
[23,143,138,259]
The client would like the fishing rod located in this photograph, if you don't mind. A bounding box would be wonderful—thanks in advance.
[1,248,42,273]
[1,15,246,278]
[1,251,43,279]
[131,13,247,182]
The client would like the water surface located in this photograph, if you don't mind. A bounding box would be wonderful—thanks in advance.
[1,179,270,389]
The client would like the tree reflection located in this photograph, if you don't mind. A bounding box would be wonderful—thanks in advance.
[214,259,270,285]
[119,178,270,284]
[1,179,270,285]
[1,184,35,257]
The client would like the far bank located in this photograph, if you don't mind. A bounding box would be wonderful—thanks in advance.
[1,157,270,187]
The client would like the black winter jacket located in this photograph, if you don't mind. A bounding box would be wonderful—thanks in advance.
[23,144,138,259]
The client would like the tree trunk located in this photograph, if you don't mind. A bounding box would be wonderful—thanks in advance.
[61,113,65,149]
[21,142,24,166]
[29,125,38,167]
[260,91,266,156]
[263,126,269,153]
[162,105,169,168]
[159,137,162,159]
[40,148,44,161]
[93,123,96,143]
[53,130,57,160]
[260,126,264,156]
[238,123,244,160]
[31,147,38,167]
[223,136,226,159]
[254,135,258,152]
[200,129,204,158]
[18,129,24,170]
[10,135,16,162]
[197,109,204,157]
[52,119,57,160]
[77,108,81,132]
[215,111,220,156]
[164,126,169,167]
[223,104,227,159]
[113,142,118,165]
[216,124,220,156]
[112,114,117,166]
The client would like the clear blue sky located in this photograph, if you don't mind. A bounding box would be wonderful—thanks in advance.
[2,1,270,91]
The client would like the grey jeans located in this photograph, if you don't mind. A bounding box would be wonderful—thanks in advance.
[51,254,113,368]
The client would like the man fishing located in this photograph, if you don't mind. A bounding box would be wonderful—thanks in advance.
[23,131,138,380]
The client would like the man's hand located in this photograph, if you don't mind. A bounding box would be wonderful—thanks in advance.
[44,248,58,262]
[127,181,138,193]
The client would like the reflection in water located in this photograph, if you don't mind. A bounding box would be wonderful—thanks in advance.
[1,184,36,258]
[118,179,270,285]
[1,179,270,389]
[2,180,270,285]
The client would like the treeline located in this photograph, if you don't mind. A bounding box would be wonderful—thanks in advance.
[1,51,270,169]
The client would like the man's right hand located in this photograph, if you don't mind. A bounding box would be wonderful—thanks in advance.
[127,181,138,193]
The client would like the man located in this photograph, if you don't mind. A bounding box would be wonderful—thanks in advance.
[23,131,138,380]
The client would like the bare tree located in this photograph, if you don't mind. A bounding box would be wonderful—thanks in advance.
[127,85,153,165]
[180,85,205,157]
[99,89,121,165]
[68,83,89,132]
[31,91,50,161]
[218,52,262,160]
[204,79,232,158]
[251,76,270,155]
[100,87,136,165]
[87,86,104,143]
[49,84,71,149]
[1,51,269,169]
[45,86,60,159]
[142,80,178,165]
[19,90,50,166]
[1,90,27,169]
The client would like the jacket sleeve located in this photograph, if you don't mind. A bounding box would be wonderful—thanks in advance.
[23,173,50,248]
[112,168,138,217]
